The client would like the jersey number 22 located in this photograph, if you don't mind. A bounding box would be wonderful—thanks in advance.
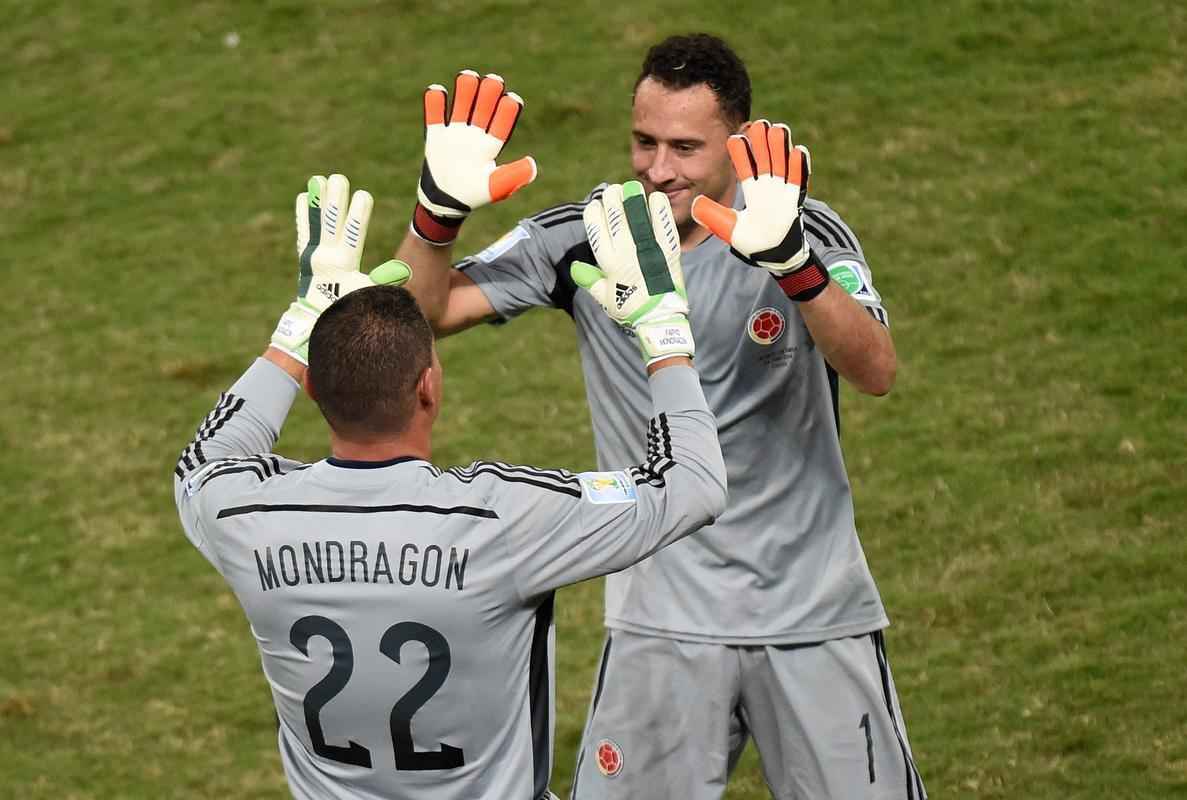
[290,615,465,770]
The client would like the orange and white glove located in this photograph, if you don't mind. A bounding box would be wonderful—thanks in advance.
[691,120,829,302]
[410,70,537,245]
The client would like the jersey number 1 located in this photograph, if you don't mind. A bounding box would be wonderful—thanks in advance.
[290,615,465,770]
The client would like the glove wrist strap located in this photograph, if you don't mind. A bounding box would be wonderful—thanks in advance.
[774,251,829,302]
[635,315,695,365]
[410,202,465,246]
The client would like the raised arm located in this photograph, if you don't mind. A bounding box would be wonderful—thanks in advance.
[505,181,725,598]
[396,70,537,336]
[174,173,411,552]
[692,120,896,395]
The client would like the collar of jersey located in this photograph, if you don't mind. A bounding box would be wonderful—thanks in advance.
[324,455,425,470]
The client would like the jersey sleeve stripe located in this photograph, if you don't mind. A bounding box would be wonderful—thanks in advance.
[629,413,676,487]
[176,394,247,478]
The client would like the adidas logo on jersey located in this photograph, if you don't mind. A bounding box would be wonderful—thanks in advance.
[614,283,636,309]
[317,283,341,303]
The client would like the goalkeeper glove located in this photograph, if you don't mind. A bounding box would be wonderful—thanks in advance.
[570,181,694,365]
[690,120,829,302]
[411,70,537,245]
[272,173,412,364]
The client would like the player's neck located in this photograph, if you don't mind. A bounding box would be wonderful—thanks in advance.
[679,222,713,252]
[328,428,432,464]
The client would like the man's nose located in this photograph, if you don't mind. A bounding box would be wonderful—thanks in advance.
[645,147,677,185]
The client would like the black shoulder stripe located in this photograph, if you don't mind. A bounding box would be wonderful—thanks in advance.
[213,455,286,477]
[449,460,580,490]
[483,460,579,485]
[532,202,583,224]
[805,209,858,252]
[446,465,582,498]
[538,212,585,230]
[804,222,837,249]
[531,188,605,226]
[865,306,889,328]
[198,464,266,490]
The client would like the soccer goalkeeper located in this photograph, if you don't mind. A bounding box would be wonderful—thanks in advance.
[392,37,923,800]
[173,167,726,799]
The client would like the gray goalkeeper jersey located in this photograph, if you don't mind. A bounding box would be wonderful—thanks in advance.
[458,184,891,644]
[173,358,725,800]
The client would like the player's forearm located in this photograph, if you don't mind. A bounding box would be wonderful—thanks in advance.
[629,365,728,558]
[798,282,897,396]
[395,232,456,325]
[646,356,694,375]
[264,347,306,383]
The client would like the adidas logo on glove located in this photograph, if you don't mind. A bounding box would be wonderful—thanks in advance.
[614,283,636,309]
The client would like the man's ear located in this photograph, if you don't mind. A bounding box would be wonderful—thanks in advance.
[302,369,318,402]
[416,365,437,412]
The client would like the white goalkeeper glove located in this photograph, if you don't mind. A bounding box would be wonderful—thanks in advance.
[271,173,412,364]
[570,181,694,365]
[691,120,830,302]
[410,70,538,245]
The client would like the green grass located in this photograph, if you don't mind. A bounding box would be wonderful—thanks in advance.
[3,0,1186,797]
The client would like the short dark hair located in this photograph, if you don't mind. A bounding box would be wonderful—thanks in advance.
[635,33,751,128]
[307,285,434,438]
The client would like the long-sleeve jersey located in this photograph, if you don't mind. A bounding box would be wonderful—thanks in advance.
[173,358,726,800]
[457,184,890,644]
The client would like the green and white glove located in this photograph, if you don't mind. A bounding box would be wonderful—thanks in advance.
[271,173,412,364]
[570,181,694,365]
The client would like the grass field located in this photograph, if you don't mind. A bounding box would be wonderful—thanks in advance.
[3,1,1186,797]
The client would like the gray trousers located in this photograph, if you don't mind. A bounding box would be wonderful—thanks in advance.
[570,629,925,800]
